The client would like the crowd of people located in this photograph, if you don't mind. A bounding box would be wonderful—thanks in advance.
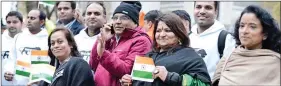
[2,1,281,86]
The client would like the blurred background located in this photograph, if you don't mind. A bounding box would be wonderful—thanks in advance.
[1,1,280,32]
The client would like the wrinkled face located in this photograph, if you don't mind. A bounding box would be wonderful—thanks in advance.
[57,2,75,22]
[6,16,22,34]
[194,1,216,27]
[155,21,179,48]
[26,10,42,31]
[85,3,106,29]
[239,13,265,49]
[112,13,135,35]
[50,31,72,60]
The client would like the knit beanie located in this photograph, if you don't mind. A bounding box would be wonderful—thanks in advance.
[113,3,139,25]
[120,1,142,12]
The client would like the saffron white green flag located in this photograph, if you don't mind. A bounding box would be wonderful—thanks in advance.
[131,56,155,82]
[39,1,55,7]
[31,50,50,64]
[15,60,31,79]
[29,64,55,84]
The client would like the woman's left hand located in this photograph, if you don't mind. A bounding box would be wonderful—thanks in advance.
[153,66,168,81]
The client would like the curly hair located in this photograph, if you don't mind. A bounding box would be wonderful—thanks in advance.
[234,5,281,54]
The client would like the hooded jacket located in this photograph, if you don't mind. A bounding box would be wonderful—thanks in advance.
[6,29,49,85]
[189,20,236,79]
[89,26,152,86]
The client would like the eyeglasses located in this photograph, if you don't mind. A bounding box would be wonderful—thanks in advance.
[111,15,131,21]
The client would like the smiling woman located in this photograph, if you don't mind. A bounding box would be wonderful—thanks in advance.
[120,13,211,86]
[213,5,281,86]
[42,27,95,86]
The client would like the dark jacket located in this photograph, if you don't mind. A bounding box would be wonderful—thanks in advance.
[133,46,211,86]
[49,57,94,86]
[56,19,84,35]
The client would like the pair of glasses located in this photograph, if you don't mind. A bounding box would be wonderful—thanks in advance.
[111,16,131,21]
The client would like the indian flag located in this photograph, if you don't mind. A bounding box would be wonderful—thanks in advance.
[39,1,55,7]
[29,64,55,84]
[131,56,155,82]
[15,60,31,78]
[31,50,50,64]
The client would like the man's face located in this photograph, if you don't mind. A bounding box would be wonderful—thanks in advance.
[85,3,106,29]
[194,1,217,27]
[26,10,41,31]
[6,16,22,34]
[57,2,75,22]
[112,13,135,35]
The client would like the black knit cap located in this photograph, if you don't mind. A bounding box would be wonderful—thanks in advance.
[120,1,142,12]
[113,2,140,25]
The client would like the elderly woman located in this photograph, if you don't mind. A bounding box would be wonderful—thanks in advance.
[47,27,94,86]
[120,13,211,86]
[212,5,281,86]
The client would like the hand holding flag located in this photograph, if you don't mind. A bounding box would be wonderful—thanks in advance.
[153,66,168,82]
[131,56,155,82]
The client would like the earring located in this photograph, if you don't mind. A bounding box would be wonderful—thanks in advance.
[178,40,182,45]
[263,36,267,40]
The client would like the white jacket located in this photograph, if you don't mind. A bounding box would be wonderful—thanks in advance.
[2,30,17,85]
[189,20,236,79]
[6,28,49,85]
[74,28,98,63]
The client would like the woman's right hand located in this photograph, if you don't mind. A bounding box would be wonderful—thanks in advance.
[120,74,132,86]
[4,71,14,81]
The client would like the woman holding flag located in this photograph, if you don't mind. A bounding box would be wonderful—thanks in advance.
[46,27,94,86]
[120,13,211,86]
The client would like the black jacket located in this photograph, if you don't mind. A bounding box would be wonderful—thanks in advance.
[133,46,211,86]
[40,57,94,86]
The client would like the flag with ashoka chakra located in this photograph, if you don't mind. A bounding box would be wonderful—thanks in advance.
[15,60,31,78]
[131,56,155,82]
[31,50,50,64]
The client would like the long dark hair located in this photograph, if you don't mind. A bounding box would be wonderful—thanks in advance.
[152,13,190,51]
[48,27,81,66]
[234,5,281,54]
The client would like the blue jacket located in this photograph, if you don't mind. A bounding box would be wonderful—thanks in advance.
[56,19,84,35]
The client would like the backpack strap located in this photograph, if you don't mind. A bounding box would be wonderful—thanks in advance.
[217,30,228,58]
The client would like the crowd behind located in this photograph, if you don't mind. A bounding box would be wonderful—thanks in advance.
[1,1,281,86]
